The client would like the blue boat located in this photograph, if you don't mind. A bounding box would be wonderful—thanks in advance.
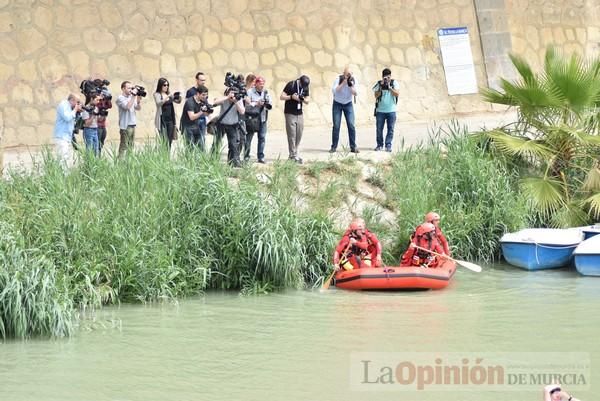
[574,234,600,276]
[581,224,600,240]
[500,228,584,270]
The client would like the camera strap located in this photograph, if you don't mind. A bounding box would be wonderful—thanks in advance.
[215,101,236,125]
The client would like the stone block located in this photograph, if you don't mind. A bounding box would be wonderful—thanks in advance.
[212,49,229,67]
[276,47,285,60]
[128,13,149,35]
[184,36,202,52]
[83,29,116,54]
[221,17,240,33]
[188,14,204,35]
[257,35,278,50]
[287,44,312,65]
[541,27,554,45]
[17,28,47,56]
[276,0,295,13]
[378,31,390,46]
[261,51,277,66]
[576,28,586,43]
[279,30,293,45]
[72,5,98,29]
[151,16,170,37]
[160,53,177,75]
[322,28,335,50]
[196,51,213,69]
[245,51,259,71]
[108,54,133,77]
[305,33,322,50]
[391,48,405,65]
[32,6,53,32]
[273,62,298,80]
[175,0,195,15]
[39,50,68,82]
[221,33,234,49]
[53,30,82,48]
[133,55,160,82]
[23,107,41,124]
[204,15,222,31]
[525,26,539,49]
[383,13,401,30]
[440,6,460,26]
[334,25,351,49]
[203,30,220,49]
[237,31,254,49]
[175,55,197,76]
[405,47,423,66]
[413,9,427,30]
[392,29,411,45]
[565,29,575,42]
[0,11,13,33]
[11,82,34,104]
[55,5,72,29]
[0,62,14,81]
[334,52,350,68]
[287,15,306,30]
[376,47,391,64]
[67,51,90,79]
[3,108,19,127]
[313,50,332,68]
[476,10,494,33]
[348,46,365,65]
[553,27,566,44]
[143,39,163,56]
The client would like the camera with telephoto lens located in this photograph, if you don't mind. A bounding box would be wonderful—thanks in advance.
[339,74,355,87]
[132,85,147,97]
[380,77,391,90]
[224,72,247,100]
[80,79,112,101]
[173,91,182,102]
[200,101,214,115]
[264,92,273,110]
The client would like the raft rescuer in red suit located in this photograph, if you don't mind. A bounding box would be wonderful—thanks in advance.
[425,211,450,256]
[401,222,446,268]
[333,218,383,270]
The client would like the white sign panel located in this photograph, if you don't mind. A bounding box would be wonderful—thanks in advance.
[438,27,478,95]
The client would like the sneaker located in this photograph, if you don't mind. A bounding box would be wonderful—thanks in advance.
[350,148,360,154]
[329,147,336,153]
[295,157,303,164]
[374,146,383,151]
[257,159,266,164]
[385,147,392,152]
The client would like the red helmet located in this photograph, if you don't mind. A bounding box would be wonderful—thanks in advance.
[349,218,365,231]
[425,212,440,223]
[415,222,436,237]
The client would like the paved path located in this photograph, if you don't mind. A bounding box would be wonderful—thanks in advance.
[1,110,517,172]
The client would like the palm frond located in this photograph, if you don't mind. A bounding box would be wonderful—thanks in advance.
[521,176,566,217]
[583,192,600,219]
[485,129,553,160]
[549,201,590,228]
[583,167,600,191]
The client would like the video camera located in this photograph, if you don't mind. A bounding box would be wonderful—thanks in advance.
[224,72,247,100]
[132,85,147,97]
[80,79,112,101]
[339,74,355,87]
[380,76,392,90]
[200,101,215,115]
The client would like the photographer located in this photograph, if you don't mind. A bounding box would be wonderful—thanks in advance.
[213,81,245,168]
[81,79,112,156]
[238,73,256,160]
[96,93,112,156]
[243,76,271,164]
[280,75,310,164]
[154,77,182,150]
[544,384,580,401]
[117,81,144,157]
[372,68,400,152]
[80,93,101,156]
[181,85,212,151]
[53,93,82,166]
[185,72,209,142]
[330,66,358,153]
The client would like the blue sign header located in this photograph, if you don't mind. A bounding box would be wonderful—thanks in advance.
[438,27,468,36]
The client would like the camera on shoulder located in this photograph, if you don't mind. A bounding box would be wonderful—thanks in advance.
[200,101,215,115]
[224,72,247,101]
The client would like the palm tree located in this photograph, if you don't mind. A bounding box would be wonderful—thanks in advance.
[478,47,600,227]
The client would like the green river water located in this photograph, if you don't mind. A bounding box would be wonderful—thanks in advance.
[1,263,598,401]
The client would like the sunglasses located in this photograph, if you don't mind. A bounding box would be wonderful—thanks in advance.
[163,83,169,86]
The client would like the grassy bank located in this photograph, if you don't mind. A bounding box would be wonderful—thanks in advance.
[0,125,531,338]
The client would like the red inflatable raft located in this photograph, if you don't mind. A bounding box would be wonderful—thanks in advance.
[334,259,456,290]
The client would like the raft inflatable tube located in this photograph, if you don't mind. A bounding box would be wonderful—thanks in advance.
[334,259,456,290]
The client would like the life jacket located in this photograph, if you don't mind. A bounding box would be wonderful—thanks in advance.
[401,230,444,267]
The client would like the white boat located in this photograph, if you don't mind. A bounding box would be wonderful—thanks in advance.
[574,234,600,276]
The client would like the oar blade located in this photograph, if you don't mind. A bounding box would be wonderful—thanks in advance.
[321,267,337,291]
[457,259,482,273]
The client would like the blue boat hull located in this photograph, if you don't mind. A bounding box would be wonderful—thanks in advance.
[501,242,577,270]
[575,255,600,276]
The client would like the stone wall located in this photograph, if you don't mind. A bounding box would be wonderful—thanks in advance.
[506,0,589,69]
[0,0,495,149]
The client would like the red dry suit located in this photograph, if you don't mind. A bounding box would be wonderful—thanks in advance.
[335,229,382,269]
[400,230,445,268]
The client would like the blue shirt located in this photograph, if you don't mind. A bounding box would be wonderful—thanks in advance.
[332,76,357,105]
[53,99,77,140]
[372,80,400,113]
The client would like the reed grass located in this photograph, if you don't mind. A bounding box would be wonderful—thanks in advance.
[376,122,529,262]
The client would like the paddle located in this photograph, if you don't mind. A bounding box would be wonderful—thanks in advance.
[412,245,482,273]
[322,242,353,290]
[321,265,338,290]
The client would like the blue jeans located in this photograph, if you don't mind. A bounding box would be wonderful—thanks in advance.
[183,125,205,151]
[244,120,267,161]
[375,111,397,149]
[331,101,356,150]
[83,127,99,156]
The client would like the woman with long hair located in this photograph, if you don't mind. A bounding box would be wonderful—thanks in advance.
[153,77,181,149]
